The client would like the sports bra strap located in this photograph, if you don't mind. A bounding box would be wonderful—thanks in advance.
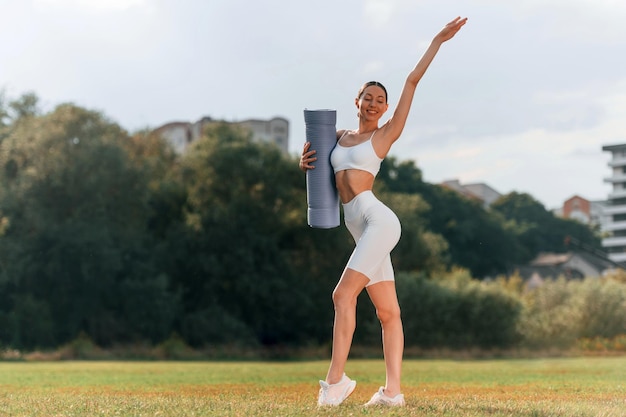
[338,130,377,143]
[338,130,350,141]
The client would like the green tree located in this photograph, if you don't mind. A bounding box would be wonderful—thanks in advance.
[491,192,602,261]
[0,103,178,348]
[377,157,522,277]
[377,156,423,194]
[164,123,347,347]
[380,191,448,275]
[8,91,40,120]
[0,91,41,143]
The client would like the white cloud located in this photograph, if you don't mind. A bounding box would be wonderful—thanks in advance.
[408,79,626,207]
[514,0,626,41]
[2,0,625,209]
[33,0,150,12]
[363,0,396,27]
[361,61,386,78]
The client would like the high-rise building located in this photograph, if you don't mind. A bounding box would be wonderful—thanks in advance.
[601,143,626,263]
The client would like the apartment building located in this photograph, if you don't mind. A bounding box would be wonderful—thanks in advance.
[601,143,626,263]
[153,116,289,154]
[440,179,502,208]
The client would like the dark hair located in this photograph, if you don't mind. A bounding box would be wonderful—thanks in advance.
[357,81,388,103]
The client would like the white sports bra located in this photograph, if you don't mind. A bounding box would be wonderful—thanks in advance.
[330,130,383,176]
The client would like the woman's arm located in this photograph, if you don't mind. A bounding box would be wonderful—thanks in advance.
[382,16,467,143]
[299,129,347,171]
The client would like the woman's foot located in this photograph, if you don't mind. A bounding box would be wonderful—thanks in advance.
[364,387,405,407]
[317,373,357,406]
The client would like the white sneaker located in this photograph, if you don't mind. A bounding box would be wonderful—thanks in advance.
[364,387,405,407]
[317,373,357,406]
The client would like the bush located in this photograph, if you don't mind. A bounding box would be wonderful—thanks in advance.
[518,276,626,349]
[154,333,195,359]
[397,269,522,349]
[576,278,626,339]
[179,305,258,348]
[517,277,583,349]
[58,332,103,359]
[577,334,626,353]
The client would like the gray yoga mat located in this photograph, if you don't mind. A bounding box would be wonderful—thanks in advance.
[304,109,340,229]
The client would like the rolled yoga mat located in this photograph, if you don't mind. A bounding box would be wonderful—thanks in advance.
[304,109,340,229]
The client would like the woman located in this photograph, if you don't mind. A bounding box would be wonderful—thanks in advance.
[300,16,467,407]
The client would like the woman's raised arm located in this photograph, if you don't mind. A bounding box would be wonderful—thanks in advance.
[382,17,467,143]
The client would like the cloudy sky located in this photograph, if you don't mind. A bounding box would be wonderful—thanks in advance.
[2,0,625,209]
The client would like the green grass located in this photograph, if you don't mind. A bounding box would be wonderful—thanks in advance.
[0,357,625,416]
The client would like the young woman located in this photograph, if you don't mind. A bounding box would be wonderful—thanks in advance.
[300,16,467,407]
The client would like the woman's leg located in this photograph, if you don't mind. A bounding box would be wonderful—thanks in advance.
[325,267,369,384]
[366,280,404,397]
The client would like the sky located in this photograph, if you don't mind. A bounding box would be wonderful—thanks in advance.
[1,0,625,209]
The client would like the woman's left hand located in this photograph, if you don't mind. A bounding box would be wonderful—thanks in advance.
[435,16,468,43]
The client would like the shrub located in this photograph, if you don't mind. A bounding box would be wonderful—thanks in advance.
[577,334,626,353]
[518,276,626,349]
[576,278,626,339]
[517,277,583,349]
[179,305,258,348]
[397,269,522,349]
[154,333,195,359]
[58,331,102,359]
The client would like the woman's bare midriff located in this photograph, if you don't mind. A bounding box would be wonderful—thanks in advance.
[335,170,375,204]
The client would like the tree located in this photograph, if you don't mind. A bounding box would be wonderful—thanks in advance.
[8,91,40,120]
[379,190,449,275]
[0,103,178,348]
[377,157,522,277]
[0,91,41,143]
[491,192,602,261]
[163,123,348,347]
[377,156,424,194]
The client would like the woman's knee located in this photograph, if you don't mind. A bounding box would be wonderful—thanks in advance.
[332,287,358,310]
[376,304,401,325]
[332,269,369,310]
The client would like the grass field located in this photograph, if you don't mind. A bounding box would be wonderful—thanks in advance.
[0,357,625,416]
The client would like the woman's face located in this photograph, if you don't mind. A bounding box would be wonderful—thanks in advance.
[356,85,388,122]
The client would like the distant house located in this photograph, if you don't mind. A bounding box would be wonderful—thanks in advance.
[563,195,591,224]
[515,250,619,283]
[152,116,289,154]
[554,195,608,229]
[440,179,502,208]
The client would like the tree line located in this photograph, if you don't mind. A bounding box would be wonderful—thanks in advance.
[0,92,602,351]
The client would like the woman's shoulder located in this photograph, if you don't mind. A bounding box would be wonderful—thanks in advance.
[336,129,352,140]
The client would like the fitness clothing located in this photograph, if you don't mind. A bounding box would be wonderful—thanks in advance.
[330,130,383,176]
[329,129,399,285]
[342,191,401,286]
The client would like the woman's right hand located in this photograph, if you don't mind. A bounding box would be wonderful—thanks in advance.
[299,141,317,171]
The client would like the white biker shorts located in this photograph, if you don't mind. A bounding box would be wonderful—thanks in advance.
[342,191,401,286]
